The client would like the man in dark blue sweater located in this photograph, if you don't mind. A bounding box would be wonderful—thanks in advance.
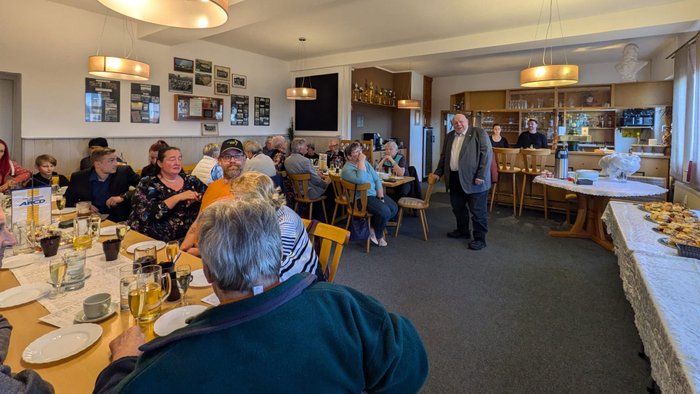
[515,118,548,149]
[95,198,428,393]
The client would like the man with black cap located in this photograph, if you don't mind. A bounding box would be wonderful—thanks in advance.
[181,139,246,255]
[515,118,548,149]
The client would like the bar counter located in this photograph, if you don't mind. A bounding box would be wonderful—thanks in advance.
[491,151,670,213]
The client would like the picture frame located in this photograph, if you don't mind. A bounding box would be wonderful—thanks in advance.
[232,74,247,89]
[214,81,230,96]
[195,59,212,74]
[195,73,212,87]
[168,73,193,94]
[201,122,219,136]
[214,65,230,81]
[173,57,194,73]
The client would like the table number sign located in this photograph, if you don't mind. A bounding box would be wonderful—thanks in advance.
[11,186,52,226]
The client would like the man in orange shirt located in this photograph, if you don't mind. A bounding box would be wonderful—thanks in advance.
[182,139,245,255]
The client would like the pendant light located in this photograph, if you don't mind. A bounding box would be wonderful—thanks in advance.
[287,38,317,101]
[97,0,229,29]
[88,15,150,81]
[520,0,578,88]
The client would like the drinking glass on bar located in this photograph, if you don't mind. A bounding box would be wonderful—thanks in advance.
[176,264,192,306]
[133,245,157,270]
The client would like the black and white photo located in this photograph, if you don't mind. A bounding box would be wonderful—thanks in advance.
[214,65,230,81]
[215,81,229,96]
[195,73,212,87]
[232,74,247,89]
[195,59,212,73]
[168,73,193,93]
[201,122,219,136]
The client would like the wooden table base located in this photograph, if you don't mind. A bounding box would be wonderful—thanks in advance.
[549,193,614,251]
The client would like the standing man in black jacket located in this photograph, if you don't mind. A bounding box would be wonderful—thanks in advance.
[65,147,140,222]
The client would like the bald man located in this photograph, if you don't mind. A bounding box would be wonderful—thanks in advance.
[430,114,492,250]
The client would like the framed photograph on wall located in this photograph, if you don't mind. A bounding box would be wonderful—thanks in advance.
[173,57,194,73]
[168,73,193,93]
[195,73,212,87]
[214,81,230,96]
[214,65,230,81]
[195,59,212,74]
[232,74,247,89]
[201,122,219,136]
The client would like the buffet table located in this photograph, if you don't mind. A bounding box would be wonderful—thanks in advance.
[0,228,211,394]
[602,201,700,393]
[535,176,667,251]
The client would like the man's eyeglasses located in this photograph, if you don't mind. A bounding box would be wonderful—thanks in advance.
[220,153,245,162]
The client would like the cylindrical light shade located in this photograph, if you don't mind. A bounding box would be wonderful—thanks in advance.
[88,56,150,81]
[286,87,317,100]
[520,64,579,88]
[97,0,229,29]
[397,99,421,109]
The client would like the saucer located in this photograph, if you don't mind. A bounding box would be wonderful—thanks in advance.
[74,302,118,324]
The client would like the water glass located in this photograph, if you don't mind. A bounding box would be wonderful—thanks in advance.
[133,245,157,269]
[89,215,101,242]
[48,258,67,299]
[119,263,140,311]
[176,264,193,306]
[62,249,87,291]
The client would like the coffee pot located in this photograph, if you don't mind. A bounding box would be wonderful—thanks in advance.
[554,144,569,179]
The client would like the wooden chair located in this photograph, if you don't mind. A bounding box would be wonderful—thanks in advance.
[394,173,437,241]
[341,179,373,253]
[519,149,552,217]
[287,173,328,222]
[490,148,522,216]
[328,173,348,225]
[309,222,350,282]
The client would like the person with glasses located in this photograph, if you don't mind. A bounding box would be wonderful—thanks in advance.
[128,147,207,242]
[326,139,345,169]
[181,139,246,255]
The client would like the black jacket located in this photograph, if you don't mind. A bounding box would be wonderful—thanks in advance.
[64,166,141,222]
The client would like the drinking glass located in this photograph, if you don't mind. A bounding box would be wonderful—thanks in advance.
[73,217,93,251]
[176,264,193,306]
[51,176,60,194]
[165,241,180,262]
[128,281,144,324]
[136,265,171,323]
[133,245,157,270]
[120,263,140,311]
[116,221,130,241]
[89,215,101,242]
[48,258,67,299]
[76,201,91,217]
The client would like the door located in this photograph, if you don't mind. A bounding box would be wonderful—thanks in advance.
[423,127,433,178]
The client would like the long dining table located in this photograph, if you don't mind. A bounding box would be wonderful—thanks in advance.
[0,221,212,394]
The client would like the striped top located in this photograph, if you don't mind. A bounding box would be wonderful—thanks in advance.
[277,206,319,281]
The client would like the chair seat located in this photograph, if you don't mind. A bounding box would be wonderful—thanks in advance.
[497,166,522,174]
[398,197,428,209]
[296,195,326,204]
[521,169,543,176]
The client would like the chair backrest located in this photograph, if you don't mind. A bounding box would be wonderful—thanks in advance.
[493,148,522,173]
[423,173,437,205]
[407,166,422,200]
[520,149,551,175]
[341,179,370,218]
[328,173,347,205]
[624,175,668,202]
[287,172,312,201]
[310,222,350,283]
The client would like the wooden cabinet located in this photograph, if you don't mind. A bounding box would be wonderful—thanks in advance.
[174,95,223,121]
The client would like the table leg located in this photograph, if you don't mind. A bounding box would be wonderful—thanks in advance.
[548,193,613,251]
[589,196,613,251]
[549,192,589,239]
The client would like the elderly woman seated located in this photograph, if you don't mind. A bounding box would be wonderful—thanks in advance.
[375,140,410,200]
[341,141,398,247]
[128,147,207,242]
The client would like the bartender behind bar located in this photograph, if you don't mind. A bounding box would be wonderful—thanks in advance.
[515,118,548,149]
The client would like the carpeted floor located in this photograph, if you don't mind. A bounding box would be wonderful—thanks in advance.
[333,192,651,393]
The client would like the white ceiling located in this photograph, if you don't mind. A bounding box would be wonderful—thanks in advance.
[50,0,700,77]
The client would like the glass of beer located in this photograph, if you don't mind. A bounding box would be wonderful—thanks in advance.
[165,241,179,262]
[76,201,91,217]
[72,217,92,250]
[51,175,60,194]
[48,258,67,299]
[135,264,171,323]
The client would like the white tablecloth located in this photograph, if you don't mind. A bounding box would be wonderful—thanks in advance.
[534,176,667,198]
[603,201,700,393]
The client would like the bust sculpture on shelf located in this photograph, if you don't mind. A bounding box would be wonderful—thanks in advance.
[615,43,648,82]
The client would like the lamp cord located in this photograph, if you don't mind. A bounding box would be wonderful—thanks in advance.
[94,13,138,60]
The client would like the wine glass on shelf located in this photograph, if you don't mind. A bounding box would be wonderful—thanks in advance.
[48,258,67,299]
[176,264,192,306]
[165,241,180,262]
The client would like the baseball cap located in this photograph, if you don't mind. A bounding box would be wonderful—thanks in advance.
[88,137,108,148]
[220,139,244,154]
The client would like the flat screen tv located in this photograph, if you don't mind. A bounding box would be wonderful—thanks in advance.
[294,73,338,131]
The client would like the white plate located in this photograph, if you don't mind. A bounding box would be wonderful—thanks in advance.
[154,305,207,337]
[52,207,76,215]
[1,252,43,270]
[0,283,53,308]
[22,323,102,364]
[126,240,166,254]
[99,226,116,236]
[74,302,118,324]
[190,269,210,288]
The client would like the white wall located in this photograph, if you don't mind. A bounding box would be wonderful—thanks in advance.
[0,0,291,141]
